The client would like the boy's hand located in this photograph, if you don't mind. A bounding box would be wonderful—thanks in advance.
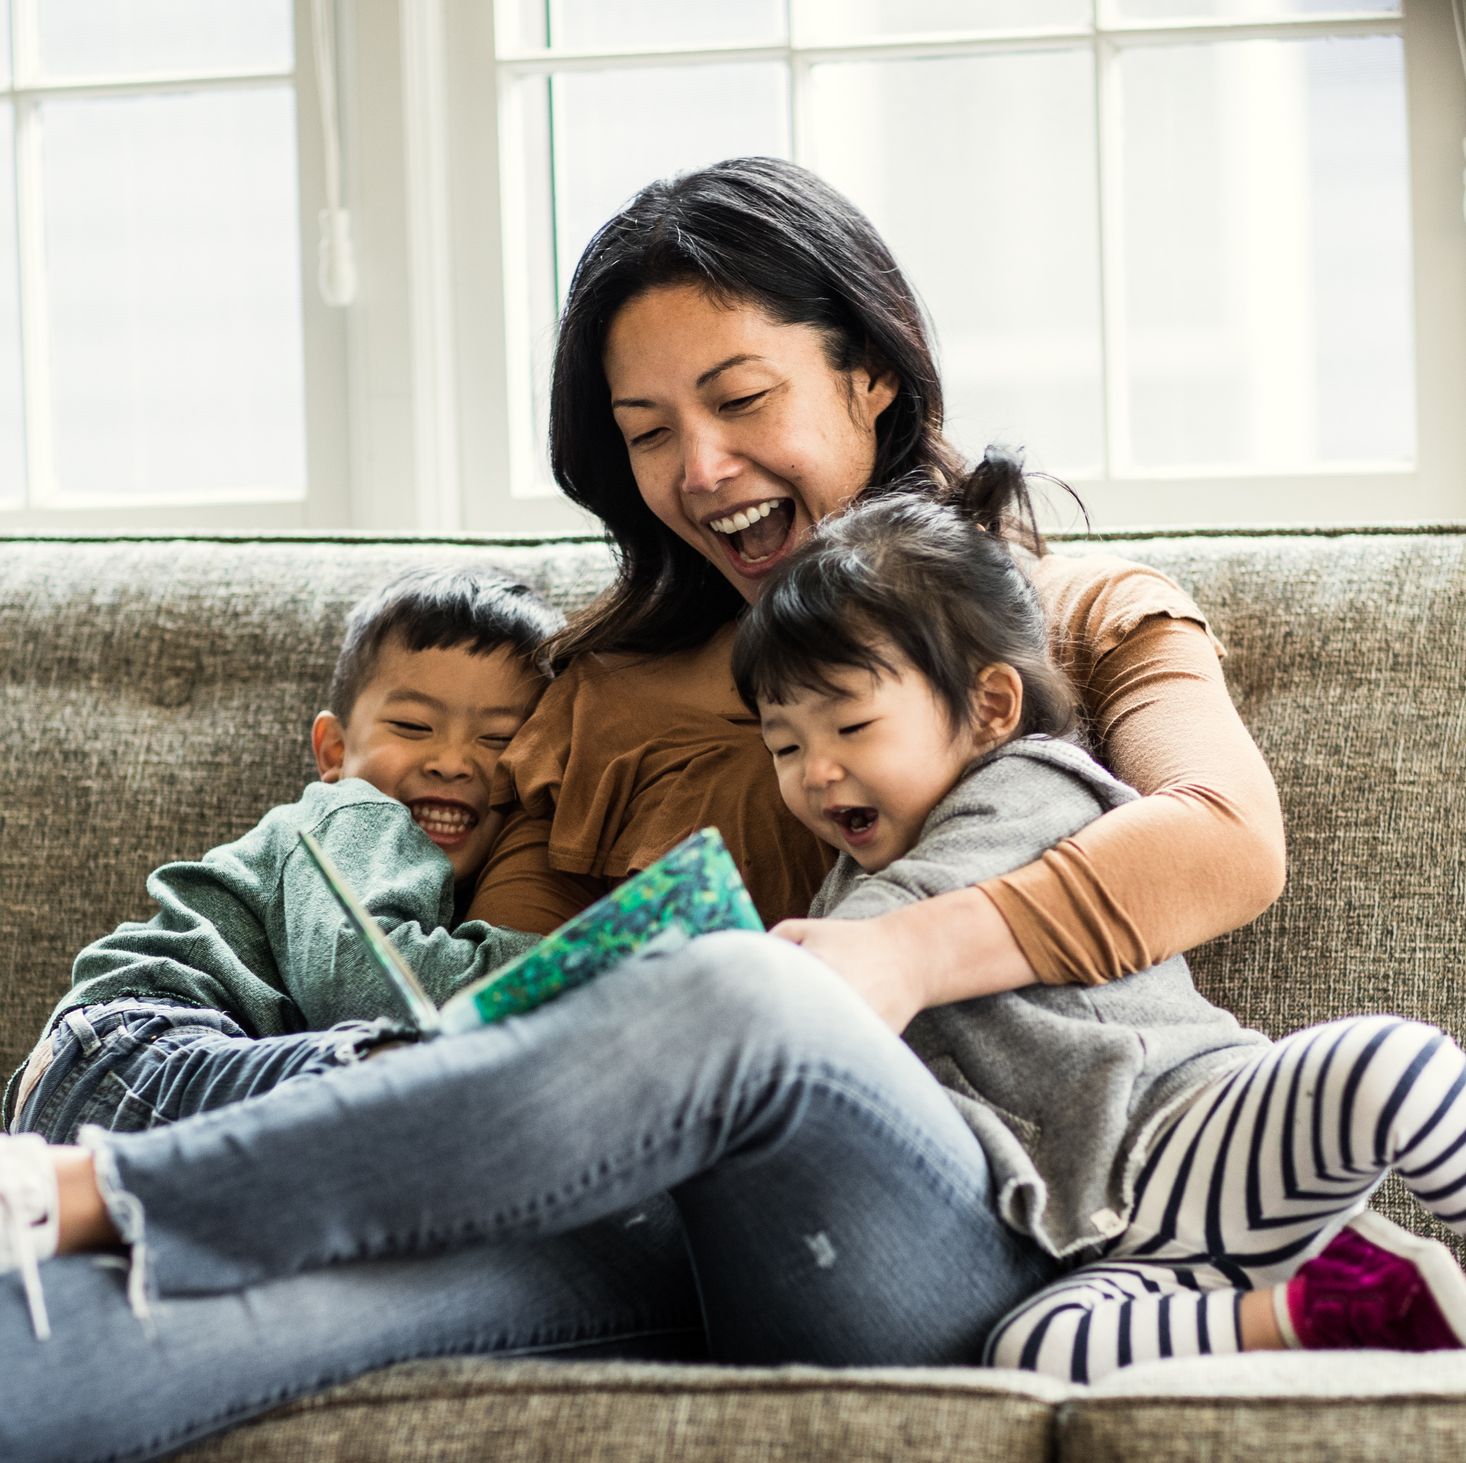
[770,915,927,1033]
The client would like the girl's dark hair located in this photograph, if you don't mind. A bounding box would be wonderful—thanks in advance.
[329,566,566,721]
[548,155,968,664]
[731,446,1077,743]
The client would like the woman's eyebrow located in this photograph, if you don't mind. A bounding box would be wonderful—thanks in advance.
[695,353,767,389]
[611,354,769,410]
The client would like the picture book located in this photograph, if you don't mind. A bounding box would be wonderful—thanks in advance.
[298,825,764,1036]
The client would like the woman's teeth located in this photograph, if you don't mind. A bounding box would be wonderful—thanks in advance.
[709,499,779,535]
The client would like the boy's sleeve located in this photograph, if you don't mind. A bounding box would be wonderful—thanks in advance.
[278,794,538,1027]
[824,756,1106,924]
[63,864,306,1037]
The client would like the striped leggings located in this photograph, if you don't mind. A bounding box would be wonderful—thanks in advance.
[985,1016,1466,1382]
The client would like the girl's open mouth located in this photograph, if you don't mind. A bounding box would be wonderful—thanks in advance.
[410,800,479,848]
[708,499,797,574]
[829,806,879,847]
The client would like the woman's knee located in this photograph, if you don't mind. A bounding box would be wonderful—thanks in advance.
[669,931,888,1057]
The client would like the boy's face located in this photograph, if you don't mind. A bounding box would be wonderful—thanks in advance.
[758,654,997,874]
[312,637,541,885]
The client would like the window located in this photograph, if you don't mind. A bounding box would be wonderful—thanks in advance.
[5,2,1460,536]
[1,0,346,530]
[470,0,1466,531]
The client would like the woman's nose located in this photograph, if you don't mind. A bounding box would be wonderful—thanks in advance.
[678,421,739,496]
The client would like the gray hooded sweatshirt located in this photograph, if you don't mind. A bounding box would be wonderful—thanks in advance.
[808,737,1270,1259]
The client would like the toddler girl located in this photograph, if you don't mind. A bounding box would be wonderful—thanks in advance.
[730,450,1466,1382]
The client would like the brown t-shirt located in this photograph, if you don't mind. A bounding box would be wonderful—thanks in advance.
[471,550,1285,986]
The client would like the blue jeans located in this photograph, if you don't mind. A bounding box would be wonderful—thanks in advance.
[1,933,1059,1462]
[11,1000,411,1143]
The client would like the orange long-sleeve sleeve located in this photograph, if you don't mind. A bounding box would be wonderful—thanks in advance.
[983,553,1287,985]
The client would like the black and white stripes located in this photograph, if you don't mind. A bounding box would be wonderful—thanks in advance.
[985,1016,1466,1380]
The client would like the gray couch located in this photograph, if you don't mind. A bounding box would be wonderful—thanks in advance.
[6,528,1466,1461]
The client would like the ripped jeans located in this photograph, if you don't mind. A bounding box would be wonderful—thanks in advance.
[0,933,1059,1463]
[10,999,409,1144]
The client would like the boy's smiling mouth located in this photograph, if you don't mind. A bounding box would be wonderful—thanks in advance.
[409,798,479,845]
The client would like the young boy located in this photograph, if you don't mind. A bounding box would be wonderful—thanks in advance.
[6,566,564,1146]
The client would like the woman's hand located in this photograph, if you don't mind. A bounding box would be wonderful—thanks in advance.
[771,914,928,1032]
[771,887,1038,1032]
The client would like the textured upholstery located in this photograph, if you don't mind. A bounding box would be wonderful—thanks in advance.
[4,527,1465,1461]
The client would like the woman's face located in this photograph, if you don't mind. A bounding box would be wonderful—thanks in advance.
[603,283,899,604]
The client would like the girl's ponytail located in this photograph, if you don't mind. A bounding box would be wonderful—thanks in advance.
[948,443,1088,555]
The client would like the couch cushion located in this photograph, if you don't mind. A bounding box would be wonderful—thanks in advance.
[1061,1349,1466,1462]
[175,1358,1066,1462]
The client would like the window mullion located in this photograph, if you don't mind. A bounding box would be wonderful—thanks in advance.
[13,86,52,507]
[1093,25,1128,483]
[788,41,808,163]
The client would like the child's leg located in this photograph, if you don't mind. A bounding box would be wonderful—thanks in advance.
[11,1000,411,1143]
[1122,1016,1466,1277]
[989,1015,1466,1382]
[984,1259,1252,1381]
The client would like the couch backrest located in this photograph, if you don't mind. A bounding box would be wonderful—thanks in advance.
[3,530,1464,1081]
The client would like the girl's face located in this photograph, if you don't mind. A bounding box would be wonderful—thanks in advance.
[603,283,899,604]
[757,653,996,873]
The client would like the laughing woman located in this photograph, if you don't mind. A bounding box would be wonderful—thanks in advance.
[472,155,1284,1031]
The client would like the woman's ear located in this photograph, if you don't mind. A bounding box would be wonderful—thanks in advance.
[312,710,347,783]
[854,349,900,427]
[971,663,1024,750]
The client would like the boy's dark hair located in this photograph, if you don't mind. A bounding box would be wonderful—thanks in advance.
[548,156,968,664]
[328,567,565,722]
[731,446,1078,742]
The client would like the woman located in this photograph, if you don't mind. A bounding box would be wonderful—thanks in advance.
[0,158,1283,1460]
[474,155,1283,1028]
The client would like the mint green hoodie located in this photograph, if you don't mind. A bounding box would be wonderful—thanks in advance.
[51,779,538,1037]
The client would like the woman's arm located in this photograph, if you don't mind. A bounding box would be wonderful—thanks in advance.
[777,612,1286,1024]
[985,612,1285,984]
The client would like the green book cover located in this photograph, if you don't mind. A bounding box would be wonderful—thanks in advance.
[438,826,762,1031]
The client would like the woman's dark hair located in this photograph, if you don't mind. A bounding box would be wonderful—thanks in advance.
[731,446,1077,743]
[329,566,565,721]
[548,155,968,664]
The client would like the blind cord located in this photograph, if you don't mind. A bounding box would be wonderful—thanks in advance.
[312,0,357,305]
[1454,0,1466,225]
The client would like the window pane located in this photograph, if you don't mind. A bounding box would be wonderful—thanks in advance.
[38,0,292,79]
[0,104,22,504]
[809,51,1103,478]
[1113,0,1397,21]
[42,88,306,498]
[511,0,786,52]
[1121,36,1413,471]
[506,63,788,482]
[798,0,1089,44]
[549,63,789,299]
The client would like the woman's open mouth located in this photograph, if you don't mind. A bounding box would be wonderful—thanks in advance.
[409,799,480,848]
[707,499,797,573]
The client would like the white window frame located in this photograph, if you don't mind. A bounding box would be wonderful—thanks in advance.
[5,1,1460,537]
[0,0,349,533]
[406,0,1466,535]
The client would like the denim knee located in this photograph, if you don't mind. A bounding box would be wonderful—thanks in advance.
[670,930,894,1067]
